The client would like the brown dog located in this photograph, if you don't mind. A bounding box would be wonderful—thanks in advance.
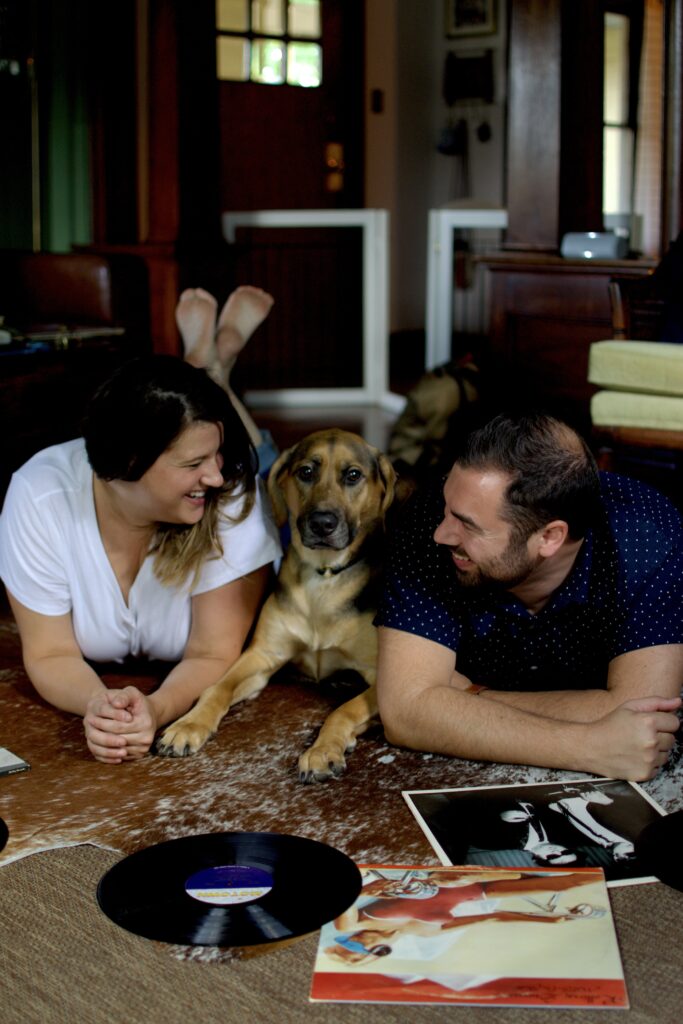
[156,428,396,781]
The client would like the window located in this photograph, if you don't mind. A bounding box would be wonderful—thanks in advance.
[603,11,634,216]
[216,0,322,87]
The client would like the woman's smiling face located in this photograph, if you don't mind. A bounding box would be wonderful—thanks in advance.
[125,421,225,526]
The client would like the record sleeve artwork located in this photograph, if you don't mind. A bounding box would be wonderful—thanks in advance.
[310,865,629,1008]
[402,778,668,887]
[97,831,363,954]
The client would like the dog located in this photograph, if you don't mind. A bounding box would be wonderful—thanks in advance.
[387,356,479,479]
[156,428,396,782]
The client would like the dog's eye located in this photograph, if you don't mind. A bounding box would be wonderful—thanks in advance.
[344,468,363,485]
[295,465,315,482]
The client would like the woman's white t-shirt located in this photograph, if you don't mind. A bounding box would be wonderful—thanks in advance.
[0,439,281,663]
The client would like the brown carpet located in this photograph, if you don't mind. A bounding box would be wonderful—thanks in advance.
[1,607,683,1020]
[1,843,681,1024]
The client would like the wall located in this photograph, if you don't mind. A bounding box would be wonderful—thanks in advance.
[366,0,508,333]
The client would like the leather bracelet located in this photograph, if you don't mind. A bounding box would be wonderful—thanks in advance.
[466,683,488,695]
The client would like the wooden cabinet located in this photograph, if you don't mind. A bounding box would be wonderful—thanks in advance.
[484,254,655,433]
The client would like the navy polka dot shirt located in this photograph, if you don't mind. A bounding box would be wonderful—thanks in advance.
[375,473,683,690]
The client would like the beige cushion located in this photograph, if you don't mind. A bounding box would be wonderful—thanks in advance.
[591,389,683,430]
[588,340,683,396]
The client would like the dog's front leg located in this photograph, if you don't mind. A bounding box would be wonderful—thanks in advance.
[298,684,378,783]
[156,647,283,757]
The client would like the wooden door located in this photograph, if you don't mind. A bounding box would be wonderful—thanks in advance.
[217,0,364,211]
[214,0,367,396]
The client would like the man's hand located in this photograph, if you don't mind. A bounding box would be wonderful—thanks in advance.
[587,696,681,781]
[84,687,158,763]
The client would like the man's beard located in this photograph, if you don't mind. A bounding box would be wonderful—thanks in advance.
[451,534,538,591]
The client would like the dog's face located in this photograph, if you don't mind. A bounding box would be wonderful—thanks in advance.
[268,429,396,566]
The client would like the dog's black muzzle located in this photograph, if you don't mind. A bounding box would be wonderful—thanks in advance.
[299,509,353,549]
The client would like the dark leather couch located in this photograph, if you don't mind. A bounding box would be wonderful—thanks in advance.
[0,250,152,497]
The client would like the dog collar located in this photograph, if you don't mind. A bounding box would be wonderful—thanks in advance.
[317,564,348,577]
[317,558,360,577]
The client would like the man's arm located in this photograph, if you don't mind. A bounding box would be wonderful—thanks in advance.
[475,643,683,720]
[376,627,680,781]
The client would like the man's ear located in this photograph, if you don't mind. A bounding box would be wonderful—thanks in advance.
[537,520,569,558]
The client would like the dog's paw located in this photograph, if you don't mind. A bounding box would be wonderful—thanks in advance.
[298,744,347,783]
[155,719,214,757]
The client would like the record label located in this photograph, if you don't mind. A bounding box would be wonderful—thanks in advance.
[185,864,273,905]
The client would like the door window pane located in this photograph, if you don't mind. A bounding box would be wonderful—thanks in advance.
[217,35,250,80]
[251,0,285,36]
[216,0,248,33]
[288,0,321,39]
[287,42,321,88]
[251,38,285,84]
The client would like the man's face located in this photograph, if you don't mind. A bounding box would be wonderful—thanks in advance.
[433,465,540,590]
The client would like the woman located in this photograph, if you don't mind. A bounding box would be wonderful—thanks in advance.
[326,870,604,965]
[0,296,281,764]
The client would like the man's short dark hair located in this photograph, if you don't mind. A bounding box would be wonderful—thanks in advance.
[455,413,601,540]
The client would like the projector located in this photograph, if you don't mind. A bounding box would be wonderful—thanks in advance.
[560,231,629,260]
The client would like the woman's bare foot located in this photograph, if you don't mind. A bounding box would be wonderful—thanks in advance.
[215,285,274,371]
[176,288,218,369]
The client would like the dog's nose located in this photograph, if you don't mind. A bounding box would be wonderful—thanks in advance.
[307,510,340,537]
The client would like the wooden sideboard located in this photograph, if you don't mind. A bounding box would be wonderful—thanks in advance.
[482,253,656,433]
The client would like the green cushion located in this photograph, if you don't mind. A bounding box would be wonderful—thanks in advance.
[588,340,683,396]
[591,389,683,430]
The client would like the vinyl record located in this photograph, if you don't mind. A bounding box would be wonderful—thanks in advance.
[97,831,362,947]
[0,817,7,853]
[634,809,683,892]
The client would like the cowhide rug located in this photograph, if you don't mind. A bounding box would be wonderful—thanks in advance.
[1,609,682,963]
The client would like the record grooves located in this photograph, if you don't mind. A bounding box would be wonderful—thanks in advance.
[97,831,362,948]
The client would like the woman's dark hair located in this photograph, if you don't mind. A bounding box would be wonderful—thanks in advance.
[83,354,256,486]
[456,412,601,541]
[82,355,258,586]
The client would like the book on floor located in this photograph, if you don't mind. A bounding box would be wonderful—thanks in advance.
[309,863,628,1008]
[0,747,30,777]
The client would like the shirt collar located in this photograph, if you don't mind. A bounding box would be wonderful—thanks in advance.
[541,529,593,613]
[472,529,594,620]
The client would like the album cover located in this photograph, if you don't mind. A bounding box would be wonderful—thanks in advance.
[403,779,666,886]
[0,747,30,777]
[309,864,628,1008]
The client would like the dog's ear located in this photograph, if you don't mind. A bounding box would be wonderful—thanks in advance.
[376,451,397,516]
[267,445,295,527]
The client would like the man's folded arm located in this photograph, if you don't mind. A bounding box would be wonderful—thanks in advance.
[376,626,680,781]
[478,643,683,721]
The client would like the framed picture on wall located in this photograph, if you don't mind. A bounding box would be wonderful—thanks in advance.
[446,0,496,37]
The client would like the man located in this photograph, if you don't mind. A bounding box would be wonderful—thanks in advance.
[376,413,683,780]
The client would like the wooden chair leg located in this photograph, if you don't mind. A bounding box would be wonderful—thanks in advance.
[593,442,617,472]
